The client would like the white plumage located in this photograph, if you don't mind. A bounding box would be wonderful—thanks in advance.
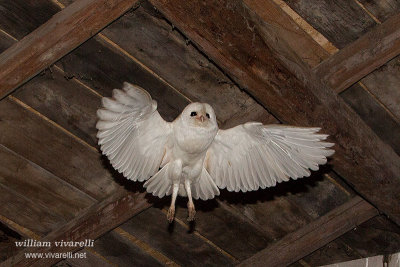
[96,82,334,222]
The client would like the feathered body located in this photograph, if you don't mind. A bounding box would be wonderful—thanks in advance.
[96,82,334,221]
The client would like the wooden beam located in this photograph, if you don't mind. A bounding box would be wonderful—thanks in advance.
[238,196,378,267]
[149,0,400,226]
[0,0,138,100]
[314,12,400,93]
[1,189,152,267]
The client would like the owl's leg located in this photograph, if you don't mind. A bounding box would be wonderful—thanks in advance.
[185,180,196,221]
[167,183,179,223]
[167,160,182,223]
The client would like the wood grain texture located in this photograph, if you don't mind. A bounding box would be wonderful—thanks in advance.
[283,0,377,48]
[0,0,138,100]
[1,190,152,267]
[149,0,400,226]
[13,68,102,147]
[120,208,235,266]
[358,0,400,22]
[0,1,59,40]
[238,197,378,267]
[314,12,400,93]
[56,35,188,122]
[0,145,95,221]
[341,84,400,155]
[89,230,165,267]
[101,2,276,126]
[242,0,330,67]
[0,98,121,200]
[0,184,63,236]
[296,215,400,266]
[360,55,400,122]
[174,200,270,261]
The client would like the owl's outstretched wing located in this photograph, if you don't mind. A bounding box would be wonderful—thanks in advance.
[96,82,172,182]
[205,122,334,192]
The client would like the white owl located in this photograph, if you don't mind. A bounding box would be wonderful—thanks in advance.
[96,83,334,222]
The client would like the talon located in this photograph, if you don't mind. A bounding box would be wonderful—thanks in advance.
[187,202,196,221]
[167,207,175,223]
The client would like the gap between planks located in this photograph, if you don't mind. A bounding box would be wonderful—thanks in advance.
[352,0,382,24]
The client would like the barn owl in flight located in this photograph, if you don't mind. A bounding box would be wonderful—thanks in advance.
[96,83,334,222]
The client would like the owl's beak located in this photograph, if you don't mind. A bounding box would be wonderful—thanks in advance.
[196,114,205,122]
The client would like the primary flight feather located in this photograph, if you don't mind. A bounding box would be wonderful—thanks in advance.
[96,82,334,222]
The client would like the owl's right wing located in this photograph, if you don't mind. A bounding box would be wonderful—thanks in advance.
[96,82,172,182]
[206,123,334,192]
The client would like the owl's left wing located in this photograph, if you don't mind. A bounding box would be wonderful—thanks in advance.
[96,82,172,182]
[205,122,334,192]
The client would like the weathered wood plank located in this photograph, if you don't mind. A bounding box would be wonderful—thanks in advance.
[56,35,188,122]
[341,84,400,155]
[282,0,377,48]
[339,215,400,258]
[238,197,378,267]
[360,55,400,122]
[242,0,330,67]
[0,0,138,100]
[358,0,400,22]
[1,190,152,267]
[291,239,363,267]
[0,98,121,199]
[0,31,16,53]
[174,200,270,261]
[0,145,95,220]
[89,230,165,267]
[101,2,275,125]
[0,184,64,236]
[120,207,235,266]
[314,12,400,93]
[296,215,400,266]
[13,68,102,147]
[149,0,400,226]
[0,1,59,40]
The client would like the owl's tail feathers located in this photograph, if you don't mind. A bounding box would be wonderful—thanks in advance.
[191,168,220,201]
[144,164,172,198]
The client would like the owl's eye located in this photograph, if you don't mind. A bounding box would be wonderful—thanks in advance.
[190,111,197,117]
[206,113,210,118]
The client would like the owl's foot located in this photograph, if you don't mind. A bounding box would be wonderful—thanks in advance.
[187,202,196,221]
[167,207,175,223]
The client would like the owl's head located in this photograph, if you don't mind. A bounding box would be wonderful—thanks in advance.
[180,102,218,129]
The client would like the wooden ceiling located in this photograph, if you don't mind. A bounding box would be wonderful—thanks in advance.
[0,0,400,266]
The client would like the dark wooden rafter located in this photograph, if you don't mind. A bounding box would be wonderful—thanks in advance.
[149,0,400,226]
[0,0,139,100]
[238,196,378,267]
[1,189,152,267]
[314,12,400,93]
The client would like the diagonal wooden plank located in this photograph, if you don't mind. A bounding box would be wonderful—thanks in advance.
[1,189,152,267]
[238,197,378,267]
[314,12,400,93]
[148,0,400,226]
[0,0,138,100]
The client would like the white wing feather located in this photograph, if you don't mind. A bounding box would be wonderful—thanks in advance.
[206,122,334,192]
[96,82,171,182]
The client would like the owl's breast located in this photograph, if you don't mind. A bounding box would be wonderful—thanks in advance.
[173,124,217,154]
